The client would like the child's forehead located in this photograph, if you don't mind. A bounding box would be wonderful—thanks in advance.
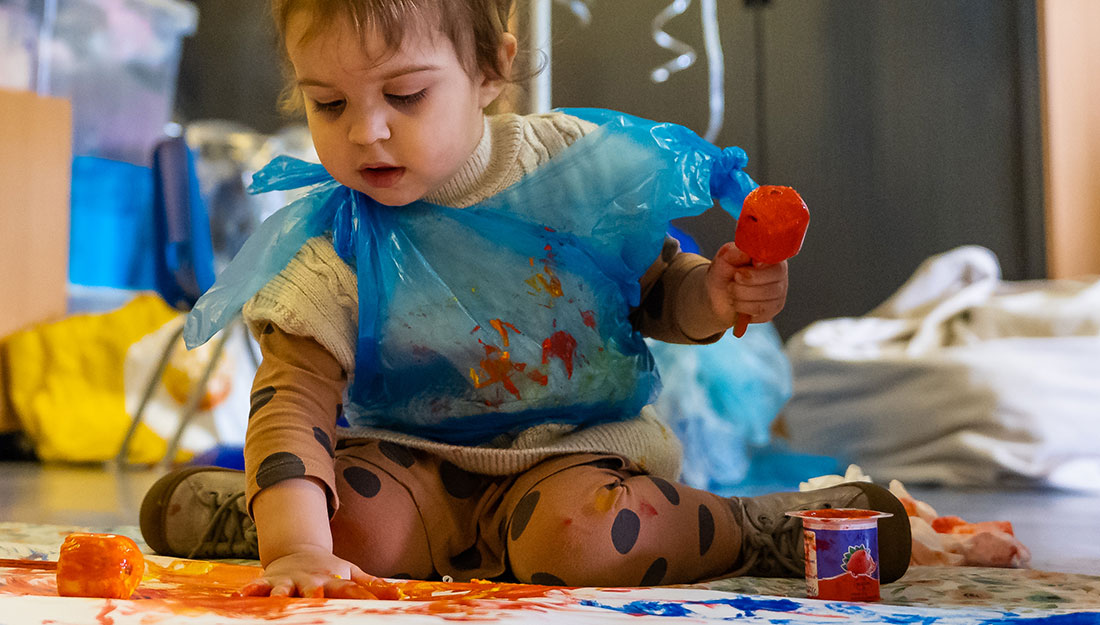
[290,7,453,63]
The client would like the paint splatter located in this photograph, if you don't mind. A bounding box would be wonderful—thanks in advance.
[541,331,578,377]
[469,345,523,399]
[580,310,597,329]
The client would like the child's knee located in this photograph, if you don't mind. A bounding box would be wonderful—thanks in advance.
[504,466,639,585]
[330,458,432,578]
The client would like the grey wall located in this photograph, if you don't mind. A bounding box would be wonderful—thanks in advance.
[175,0,1045,339]
[550,0,1044,338]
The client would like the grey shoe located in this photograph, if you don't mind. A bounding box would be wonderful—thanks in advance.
[140,466,258,560]
[729,482,911,583]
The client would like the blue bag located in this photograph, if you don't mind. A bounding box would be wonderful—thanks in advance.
[185,109,758,445]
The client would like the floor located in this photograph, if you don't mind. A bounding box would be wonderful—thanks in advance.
[0,461,1097,576]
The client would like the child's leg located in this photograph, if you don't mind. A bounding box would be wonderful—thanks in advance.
[501,455,741,587]
[329,440,510,582]
[329,444,435,579]
[500,455,911,587]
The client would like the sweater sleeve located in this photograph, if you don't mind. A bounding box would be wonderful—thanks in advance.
[243,323,347,517]
[630,236,725,344]
[242,236,359,372]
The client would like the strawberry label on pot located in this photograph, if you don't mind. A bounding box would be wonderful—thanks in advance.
[787,509,890,603]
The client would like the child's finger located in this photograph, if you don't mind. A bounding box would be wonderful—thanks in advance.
[733,260,787,285]
[712,243,752,277]
[235,579,274,597]
[728,280,787,303]
[350,567,403,600]
[325,580,379,600]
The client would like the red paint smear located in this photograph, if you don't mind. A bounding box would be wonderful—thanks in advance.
[0,559,55,570]
[541,331,577,377]
[580,310,597,329]
[527,369,549,386]
[639,501,659,517]
[96,601,116,625]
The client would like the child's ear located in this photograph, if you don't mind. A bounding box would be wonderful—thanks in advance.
[478,32,518,107]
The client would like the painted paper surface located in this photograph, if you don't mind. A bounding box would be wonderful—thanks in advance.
[2,556,1098,624]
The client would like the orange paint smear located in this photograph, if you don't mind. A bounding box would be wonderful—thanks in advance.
[4,557,569,623]
[469,345,523,399]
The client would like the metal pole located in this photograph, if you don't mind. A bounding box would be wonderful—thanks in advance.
[529,0,552,113]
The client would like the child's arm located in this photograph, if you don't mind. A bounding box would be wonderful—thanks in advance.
[236,325,383,598]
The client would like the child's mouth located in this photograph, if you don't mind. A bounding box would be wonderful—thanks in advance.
[360,166,405,189]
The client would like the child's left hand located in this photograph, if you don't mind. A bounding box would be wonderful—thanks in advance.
[705,242,789,331]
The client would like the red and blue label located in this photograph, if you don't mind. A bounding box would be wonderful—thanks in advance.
[803,525,881,602]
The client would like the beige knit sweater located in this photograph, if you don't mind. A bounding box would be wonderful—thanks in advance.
[243,111,719,480]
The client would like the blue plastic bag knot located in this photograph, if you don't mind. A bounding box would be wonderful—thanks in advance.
[709,146,756,217]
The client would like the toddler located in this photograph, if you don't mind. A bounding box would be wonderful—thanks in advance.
[140,0,910,597]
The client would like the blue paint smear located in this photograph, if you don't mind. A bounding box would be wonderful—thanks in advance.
[580,596,801,617]
[579,595,1100,624]
[986,614,1100,625]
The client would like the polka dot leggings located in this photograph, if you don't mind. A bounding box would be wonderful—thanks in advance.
[327,441,742,586]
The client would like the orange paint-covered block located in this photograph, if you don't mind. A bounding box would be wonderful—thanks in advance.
[734,185,810,265]
[56,532,145,599]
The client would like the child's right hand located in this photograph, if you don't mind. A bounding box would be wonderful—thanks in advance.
[236,548,400,599]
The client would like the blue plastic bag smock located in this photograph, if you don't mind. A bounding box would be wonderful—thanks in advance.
[185,109,757,446]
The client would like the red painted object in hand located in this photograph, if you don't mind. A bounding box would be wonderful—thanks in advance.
[732,185,809,337]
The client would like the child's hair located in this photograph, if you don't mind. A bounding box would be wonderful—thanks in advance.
[271,0,516,114]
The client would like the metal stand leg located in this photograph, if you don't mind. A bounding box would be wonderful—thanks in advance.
[115,323,186,466]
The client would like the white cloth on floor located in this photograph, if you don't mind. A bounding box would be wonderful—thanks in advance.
[783,245,1100,491]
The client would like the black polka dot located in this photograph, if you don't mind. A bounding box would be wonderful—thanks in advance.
[509,490,541,542]
[698,504,715,556]
[255,452,306,489]
[611,509,641,554]
[530,572,567,586]
[313,427,334,457]
[449,544,482,571]
[344,466,382,498]
[378,441,415,468]
[640,557,668,586]
[440,461,480,499]
[648,476,680,505]
[249,386,276,419]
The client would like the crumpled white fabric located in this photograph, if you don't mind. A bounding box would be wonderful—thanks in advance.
[784,246,1100,491]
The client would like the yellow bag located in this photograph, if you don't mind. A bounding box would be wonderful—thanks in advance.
[3,294,179,463]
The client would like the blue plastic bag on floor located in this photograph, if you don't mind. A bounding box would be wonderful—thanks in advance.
[648,322,795,493]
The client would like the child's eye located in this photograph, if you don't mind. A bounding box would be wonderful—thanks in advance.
[311,99,346,115]
[386,89,428,108]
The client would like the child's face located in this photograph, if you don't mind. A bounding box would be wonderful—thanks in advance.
[285,12,508,206]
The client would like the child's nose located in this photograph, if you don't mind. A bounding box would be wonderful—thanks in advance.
[348,111,390,145]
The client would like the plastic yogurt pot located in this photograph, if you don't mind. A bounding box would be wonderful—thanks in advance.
[786,508,893,602]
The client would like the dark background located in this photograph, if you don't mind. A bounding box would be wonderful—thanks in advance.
[176,0,1044,339]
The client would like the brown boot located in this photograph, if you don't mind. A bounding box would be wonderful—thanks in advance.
[728,481,911,583]
[140,466,258,559]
